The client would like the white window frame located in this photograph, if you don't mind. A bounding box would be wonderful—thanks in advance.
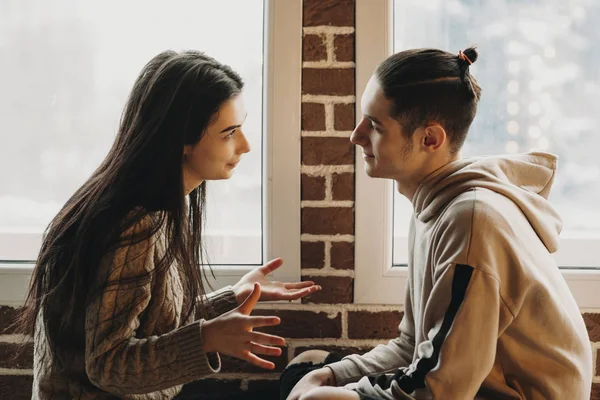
[354,0,600,309]
[0,0,303,306]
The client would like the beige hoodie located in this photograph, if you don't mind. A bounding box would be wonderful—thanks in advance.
[328,152,593,399]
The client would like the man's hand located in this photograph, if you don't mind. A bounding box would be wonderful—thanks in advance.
[287,367,336,400]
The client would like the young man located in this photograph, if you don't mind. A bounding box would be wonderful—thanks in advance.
[284,47,592,400]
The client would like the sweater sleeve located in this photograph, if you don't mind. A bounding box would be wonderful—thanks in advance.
[85,219,219,396]
[327,283,416,386]
[196,285,239,320]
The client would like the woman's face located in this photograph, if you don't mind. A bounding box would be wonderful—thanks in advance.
[182,94,250,193]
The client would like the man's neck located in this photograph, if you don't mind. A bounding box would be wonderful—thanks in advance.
[395,152,462,202]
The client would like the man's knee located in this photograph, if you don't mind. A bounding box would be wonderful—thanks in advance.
[299,387,360,400]
[300,387,328,400]
[287,349,330,367]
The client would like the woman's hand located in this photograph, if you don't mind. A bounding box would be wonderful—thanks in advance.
[232,258,321,304]
[202,283,286,369]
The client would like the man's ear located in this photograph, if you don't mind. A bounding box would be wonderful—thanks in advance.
[422,124,447,151]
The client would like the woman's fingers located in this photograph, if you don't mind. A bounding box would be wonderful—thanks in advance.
[277,287,321,300]
[242,351,276,370]
[284,281,316,290]
[246,316,281,329]
[248,342,283,357]
[249,331,286,347]
[258,258,284,275]
[238,283,261,315]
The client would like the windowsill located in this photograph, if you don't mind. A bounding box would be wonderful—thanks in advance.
[0,262,255,307]
[3,263,600,310]
[355,264,600,310]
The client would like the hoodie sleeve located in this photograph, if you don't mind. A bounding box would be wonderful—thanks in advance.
[353,193,517,400]
[351,263,513,400]
[326,284,416,386]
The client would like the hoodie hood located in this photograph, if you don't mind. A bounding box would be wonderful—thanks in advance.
[412,152,563,253]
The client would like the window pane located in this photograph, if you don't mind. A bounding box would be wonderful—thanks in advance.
[392,0,600,264]
[0,0,264,264]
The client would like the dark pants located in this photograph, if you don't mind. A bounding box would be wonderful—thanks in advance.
[279,352,383,400]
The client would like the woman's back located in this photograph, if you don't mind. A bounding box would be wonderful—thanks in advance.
[33,214,236,399]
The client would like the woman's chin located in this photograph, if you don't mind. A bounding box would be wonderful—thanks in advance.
[219,169,235,180]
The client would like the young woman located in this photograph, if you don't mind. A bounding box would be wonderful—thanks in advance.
[16,50,320,399]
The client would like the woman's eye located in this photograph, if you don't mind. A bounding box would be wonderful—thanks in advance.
[226,129,236,138]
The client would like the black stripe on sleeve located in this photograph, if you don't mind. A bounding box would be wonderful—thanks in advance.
[394,264,474,394]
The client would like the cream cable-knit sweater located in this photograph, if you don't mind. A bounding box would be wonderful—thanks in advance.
[32,216,238,399]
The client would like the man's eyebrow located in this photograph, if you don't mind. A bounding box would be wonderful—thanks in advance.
[365,114,383,125]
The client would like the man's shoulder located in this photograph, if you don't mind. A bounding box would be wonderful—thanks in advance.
[429,188,525,259]
[441,188,521,229]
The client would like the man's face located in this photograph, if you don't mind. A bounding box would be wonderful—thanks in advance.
[351,76,423,185]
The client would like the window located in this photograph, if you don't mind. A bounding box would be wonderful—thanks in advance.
[0,0,302,306]
[354,0,600,307]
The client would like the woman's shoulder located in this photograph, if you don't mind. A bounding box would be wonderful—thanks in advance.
[119,207,164,239]
[97,209,165,282]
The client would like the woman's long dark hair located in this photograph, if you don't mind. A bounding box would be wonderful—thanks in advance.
[15,50,244,368]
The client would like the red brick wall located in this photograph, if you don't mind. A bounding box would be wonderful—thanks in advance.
[1,1,599,399]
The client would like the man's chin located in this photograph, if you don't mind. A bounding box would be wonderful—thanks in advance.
[365,166,395,180]
[364,165,381,178]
